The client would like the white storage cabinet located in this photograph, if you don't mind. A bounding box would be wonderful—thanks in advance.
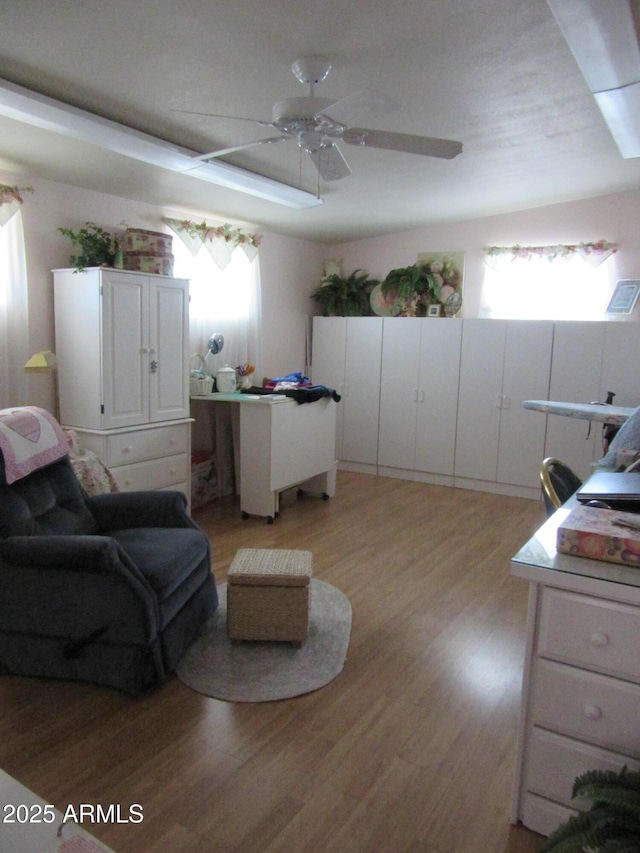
[511,518,640,837]
[53,267,192,502]
[377,317,462,483]
[545,321,640,480]
[454,319,553,497]
[312,317,383,473]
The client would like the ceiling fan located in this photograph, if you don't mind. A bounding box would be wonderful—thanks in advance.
[180,56,463,182]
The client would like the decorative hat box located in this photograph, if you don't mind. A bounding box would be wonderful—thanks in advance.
[557,505,640,567]
[123,252,174,276]
[123,228,174,276]
[123,228,173,254]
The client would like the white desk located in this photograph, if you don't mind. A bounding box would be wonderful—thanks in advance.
[191,393,337,522]
[510,503,640,837]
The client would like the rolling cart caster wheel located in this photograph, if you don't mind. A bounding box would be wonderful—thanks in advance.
[241,511,249,519]
[267,516,274,525]
[322,493,330,500]
[297,489,304,497]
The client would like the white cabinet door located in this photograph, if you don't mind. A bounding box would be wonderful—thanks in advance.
[497,321,553,487]
[545,322,605,479]
[378,318,462,476]
[456,320,552,488]
[311,316,382,467]
[148,277,190,423]
[101,272,148,429]
[378,319,422,470]
[455,319,506,482]
[312,317,347,459]
[415,319,463,475]
[599,323,640,410]
[342,318,383,465]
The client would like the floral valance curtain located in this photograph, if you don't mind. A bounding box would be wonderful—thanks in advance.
[0,185,33,228]
[163,217,261,271]
[483,239,618,269]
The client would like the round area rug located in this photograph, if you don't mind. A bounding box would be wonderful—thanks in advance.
[176,580,352,702]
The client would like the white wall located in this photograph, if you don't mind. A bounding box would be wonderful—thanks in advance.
[4,165,640,415]
[1,169,323,412]
[321,189,640,320]
[257,232,322,379]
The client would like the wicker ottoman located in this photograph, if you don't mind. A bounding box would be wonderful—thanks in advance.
[227,548,312,645]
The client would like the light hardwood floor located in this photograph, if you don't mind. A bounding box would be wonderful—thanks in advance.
[0,472,550,853]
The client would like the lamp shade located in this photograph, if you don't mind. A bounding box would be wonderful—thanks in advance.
[24,350,57,372]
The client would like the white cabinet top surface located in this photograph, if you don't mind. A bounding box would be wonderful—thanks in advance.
[512,502,640,594]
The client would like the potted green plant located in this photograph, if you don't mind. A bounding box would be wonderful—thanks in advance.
[380,263,442,315]
[58,222,116,271]
[311,268,380,316]
[541,766,640,852]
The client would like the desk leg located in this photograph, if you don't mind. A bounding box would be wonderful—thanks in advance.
[298,461,337,498]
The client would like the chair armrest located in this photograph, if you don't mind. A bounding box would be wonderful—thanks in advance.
[86,490,197,532]
[0,535,159,643]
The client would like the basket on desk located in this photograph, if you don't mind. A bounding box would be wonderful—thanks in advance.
[189,353,214,396]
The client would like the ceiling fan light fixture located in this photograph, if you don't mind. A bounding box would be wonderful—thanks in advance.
[291,56,332,86]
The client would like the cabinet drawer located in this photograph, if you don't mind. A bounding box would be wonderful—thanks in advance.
[532,658,640,757]
[538,587,640,682]
[106,423,188,466]
[110,454,188,491]
[526,727,638,808]
[520,792,576,838]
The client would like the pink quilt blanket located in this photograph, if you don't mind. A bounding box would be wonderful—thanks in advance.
[0,406,69,484]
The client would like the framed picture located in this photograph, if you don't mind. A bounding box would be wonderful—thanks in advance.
[427,304,441,317]
[606,280,640,315]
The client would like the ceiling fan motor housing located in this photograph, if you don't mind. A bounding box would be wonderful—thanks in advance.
[272,97,335,125]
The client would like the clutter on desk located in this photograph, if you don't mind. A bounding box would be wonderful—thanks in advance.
[557,504,640,567]
[262,372,341,404]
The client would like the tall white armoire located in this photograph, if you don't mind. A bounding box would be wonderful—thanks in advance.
[53,267,193,505]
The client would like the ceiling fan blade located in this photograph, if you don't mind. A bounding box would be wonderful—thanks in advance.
[195,135,291,161]
[319,88,399,128]
[309,143,352,181]
[343,128,463,160]
[171,108,278,129]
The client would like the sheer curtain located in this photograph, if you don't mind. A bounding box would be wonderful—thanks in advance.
[172,235,262,378]
[0,211,29,408]
[480,249,615,320]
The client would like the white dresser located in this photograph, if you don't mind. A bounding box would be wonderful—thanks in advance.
[53,267,192,507]
[511,507,640,837]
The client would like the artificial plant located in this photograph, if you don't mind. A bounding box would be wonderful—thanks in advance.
[381,263,442,306]
[58,222,116,271]
[541,766,640,853]
[311,268,380,316]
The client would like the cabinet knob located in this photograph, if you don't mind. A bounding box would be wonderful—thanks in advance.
[122,446,132,454]
[590,631,609,647]
[584,703,602,721]
[124,479,132,487]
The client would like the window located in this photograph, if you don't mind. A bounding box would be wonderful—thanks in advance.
[0,211,29,408]
[172,234,262,375]
[481,242,617,320]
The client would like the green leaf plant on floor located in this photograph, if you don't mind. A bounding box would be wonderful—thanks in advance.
[541,767,640,853]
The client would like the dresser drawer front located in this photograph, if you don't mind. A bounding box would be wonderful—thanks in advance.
[111,454,188,491]
[533,658,640,757]
[538,587,640,682]
[106,423,188,466]
[526,727,638,808]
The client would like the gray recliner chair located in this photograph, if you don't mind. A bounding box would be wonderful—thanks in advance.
[0,452,217,694]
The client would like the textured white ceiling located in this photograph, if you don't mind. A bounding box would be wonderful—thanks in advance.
[1,0,640,242]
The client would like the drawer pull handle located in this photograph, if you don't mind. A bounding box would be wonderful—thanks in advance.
[584,703,602,721]
[590,631,609,647]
